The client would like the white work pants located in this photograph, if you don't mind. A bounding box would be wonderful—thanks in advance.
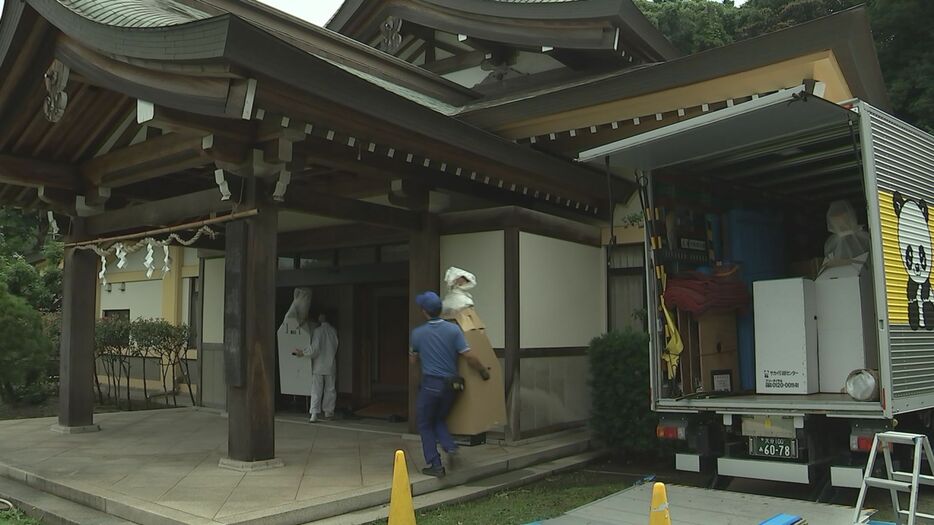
[310,374,336,416]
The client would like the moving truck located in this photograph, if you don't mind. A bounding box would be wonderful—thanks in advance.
[579,85,934,495]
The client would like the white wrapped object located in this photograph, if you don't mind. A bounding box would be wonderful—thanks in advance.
[823,200,871,265]
[281,287,313,331]
[442,267,477,315]
[845,369,879,401]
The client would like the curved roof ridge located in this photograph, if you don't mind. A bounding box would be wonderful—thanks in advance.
[56,0,209,28]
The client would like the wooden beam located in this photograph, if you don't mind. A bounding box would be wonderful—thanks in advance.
[504,226,520,443]
[278,223,407,254]
[439,207,601,246]
[408,213,440,434]
[81,132,217,188]
[277,262,407,288]
[281,187,420,230]
[225,193,278,463]
[295,137,607,223]
[423,51,486,75]
[0,155,78,190]
[136,101,255,142]
[85,188,235,236]
[58,220,98,430]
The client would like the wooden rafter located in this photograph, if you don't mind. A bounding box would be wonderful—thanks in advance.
[281,187,419,230]
[80,133,215,188]
[85,187,236,236]
[0,154,78,190]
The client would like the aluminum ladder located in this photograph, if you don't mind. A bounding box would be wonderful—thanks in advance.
[853,431,934,525]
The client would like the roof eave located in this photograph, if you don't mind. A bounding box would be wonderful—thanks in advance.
[461,6,889,128]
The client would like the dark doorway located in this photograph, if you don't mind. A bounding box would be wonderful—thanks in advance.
[375,295,409,391]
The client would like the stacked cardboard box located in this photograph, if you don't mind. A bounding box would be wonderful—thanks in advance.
[444,307,507,436]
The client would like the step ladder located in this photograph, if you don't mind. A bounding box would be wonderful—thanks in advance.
[853,431,934,525]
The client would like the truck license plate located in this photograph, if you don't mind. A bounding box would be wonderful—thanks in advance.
[749,437,798,459]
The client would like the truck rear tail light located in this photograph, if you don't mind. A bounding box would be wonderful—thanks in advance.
[850,433,883,452]
[656,424,686,440]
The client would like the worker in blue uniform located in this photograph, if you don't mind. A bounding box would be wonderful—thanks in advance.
[409,291,490,477]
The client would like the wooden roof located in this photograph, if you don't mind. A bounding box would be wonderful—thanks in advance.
[0,0,626,229]
[328,0,679,85]
[460,7,889,132]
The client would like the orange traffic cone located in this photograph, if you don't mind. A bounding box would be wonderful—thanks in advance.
[649,482,672,525]
[388,450,416,525]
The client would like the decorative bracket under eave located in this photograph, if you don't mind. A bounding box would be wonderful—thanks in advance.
[43,60,70,123]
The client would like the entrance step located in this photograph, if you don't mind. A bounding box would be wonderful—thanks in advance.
[304,450,607,525]
[0,430,593,525]
[0,476,137,525]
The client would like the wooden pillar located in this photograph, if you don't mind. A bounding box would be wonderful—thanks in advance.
[57,220,99,432]
[223,198,279,465]
[407,213,440,434]
[504,227,521,443]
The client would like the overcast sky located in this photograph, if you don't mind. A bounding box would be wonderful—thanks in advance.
[256,0,343,26]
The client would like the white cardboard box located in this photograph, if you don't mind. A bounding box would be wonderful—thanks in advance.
[754,278,819,394]
[816,263,878,393]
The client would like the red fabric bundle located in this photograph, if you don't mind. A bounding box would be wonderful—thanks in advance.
[663,271,750,315]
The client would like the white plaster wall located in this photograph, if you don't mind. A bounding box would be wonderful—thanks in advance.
[440,231,506,348]
[520,356,592,432]
[183,248,199,266]
[99,280,163,320]
[519,233,606,348]
[202,258,226,344]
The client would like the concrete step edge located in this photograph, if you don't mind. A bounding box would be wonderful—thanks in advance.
[0,474,138,525]
[222,435,594,525]
[0,435,593,525]
[303,450,608,525]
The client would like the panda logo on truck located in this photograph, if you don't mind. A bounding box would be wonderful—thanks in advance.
[894,191,934,330]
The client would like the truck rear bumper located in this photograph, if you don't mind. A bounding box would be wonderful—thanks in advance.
[676,453,701,472]
[830,465,864,488]
[717,457,811,484]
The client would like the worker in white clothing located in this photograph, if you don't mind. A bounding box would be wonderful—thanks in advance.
[294,313,339,422]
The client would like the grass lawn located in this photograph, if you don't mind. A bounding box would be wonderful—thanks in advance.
[371,468,640,525]
[0,509,42,525]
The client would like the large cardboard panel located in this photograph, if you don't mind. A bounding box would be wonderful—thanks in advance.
[677,310,700,394]
[446,328,507,435]
[698,312,738,356]
[446,308,486,332]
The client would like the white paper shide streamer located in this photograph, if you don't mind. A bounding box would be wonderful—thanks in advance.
[76,226,216,286]
[144,242,155,279]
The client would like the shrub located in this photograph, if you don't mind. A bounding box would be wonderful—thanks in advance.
[588,329,659,458]
[130,318,192,406]
[96,315,132,408]
[0,284,52,405]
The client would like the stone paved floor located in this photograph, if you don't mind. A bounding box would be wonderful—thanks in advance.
[0,408,517,522]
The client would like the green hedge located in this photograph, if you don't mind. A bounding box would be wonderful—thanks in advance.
[588,329,658,457]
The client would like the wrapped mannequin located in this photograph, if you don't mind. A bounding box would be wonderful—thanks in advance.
[823,200,871,266]
[442,267,477,317]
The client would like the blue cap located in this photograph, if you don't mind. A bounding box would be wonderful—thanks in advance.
[415,291,443,315]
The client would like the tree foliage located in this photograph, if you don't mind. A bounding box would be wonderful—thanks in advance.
[589,329,659,457]
[634,0,934,133]
[0,209,63,313]
[0,284,52,404]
